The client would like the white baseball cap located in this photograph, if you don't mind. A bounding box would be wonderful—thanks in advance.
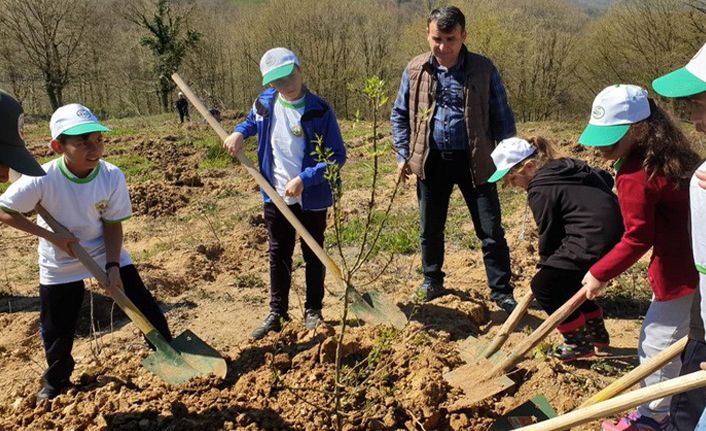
[260,47,300,86]
[488,137,536,183]
[578,84,650,147]
[50,103,110,140]
[653,43,706,98]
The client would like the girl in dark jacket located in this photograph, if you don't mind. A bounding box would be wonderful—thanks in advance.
[488,136,623,361]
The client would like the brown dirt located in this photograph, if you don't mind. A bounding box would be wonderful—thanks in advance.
[0,131,648,430]
[129,182,190,217]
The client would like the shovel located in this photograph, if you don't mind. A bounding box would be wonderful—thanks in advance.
[445,286,588,408]
[35,204,227,385]
[459,290,535,362]
[171,73,407,329]
[579,335,688,408]
[513,369,706,431]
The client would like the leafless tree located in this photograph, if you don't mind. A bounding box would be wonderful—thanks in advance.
[0,0,90,110]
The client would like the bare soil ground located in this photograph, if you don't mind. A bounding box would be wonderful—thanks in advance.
[0,116,694,430]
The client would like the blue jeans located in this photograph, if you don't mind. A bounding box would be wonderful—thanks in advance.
[417,150,512,298]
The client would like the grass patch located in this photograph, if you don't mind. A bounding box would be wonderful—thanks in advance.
[107,154,158,181]
[229,274,266,289]
[107,125,139,138]
[194,136,239,170]
[327,209,418,255]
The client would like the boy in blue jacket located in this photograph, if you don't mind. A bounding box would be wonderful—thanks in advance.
[223,47,346,339]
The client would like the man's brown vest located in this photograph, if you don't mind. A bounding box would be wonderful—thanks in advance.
[405,48,497,184]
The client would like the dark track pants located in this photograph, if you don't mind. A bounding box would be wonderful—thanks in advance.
[39,264,171,391]
[264,202,327,315]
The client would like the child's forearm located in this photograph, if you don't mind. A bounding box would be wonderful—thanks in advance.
[0,210,57,241]
[103,222,123,264]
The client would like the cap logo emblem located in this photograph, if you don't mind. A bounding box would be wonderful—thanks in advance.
[592,106,605,120]
[76,108,92,119]
[265,56,276,67]
[17,113,25,141]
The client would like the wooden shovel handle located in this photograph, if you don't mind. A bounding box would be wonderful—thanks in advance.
[490,286,587,376]
[515,369,706,431]
[35,204,156,336]
[171,73,345,284]
[579,336,688,408]
[480,290,534,359]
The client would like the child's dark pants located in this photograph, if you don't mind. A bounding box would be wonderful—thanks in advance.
[530,266,603,330]
[668,338,706,430]
[39,264,171,392]
[264,202,327,316]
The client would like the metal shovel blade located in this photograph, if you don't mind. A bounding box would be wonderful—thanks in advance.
[490,396,557,430]
[444,359,515,410]
[458,335,510,364]
[141,329,227,385]
[348,289,407,329]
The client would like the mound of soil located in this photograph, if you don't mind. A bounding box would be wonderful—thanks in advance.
[134,140,197,169]
[0,323,479,431]
[129,182,189,217]
[164,166,203,187]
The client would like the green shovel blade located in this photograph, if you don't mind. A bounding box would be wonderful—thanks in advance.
[348,289,407,329]
[490,395,557,430]
[141,329,227,385]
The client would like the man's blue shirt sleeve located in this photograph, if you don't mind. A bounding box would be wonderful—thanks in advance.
[488,67,517,142]
[390,66,411,162]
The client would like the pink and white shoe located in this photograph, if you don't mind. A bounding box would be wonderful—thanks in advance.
[601,411,669,431]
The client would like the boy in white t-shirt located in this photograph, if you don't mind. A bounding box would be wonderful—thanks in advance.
[223,48,346,339]
[0,104,172,401]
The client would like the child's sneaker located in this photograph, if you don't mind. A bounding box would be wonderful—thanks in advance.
[586,316,610,352]
[601,411,668,431]
[552,325,594,362]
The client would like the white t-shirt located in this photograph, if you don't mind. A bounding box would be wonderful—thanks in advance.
[0,157,133,285]
[690,160,706,342]
[270,94,306,205]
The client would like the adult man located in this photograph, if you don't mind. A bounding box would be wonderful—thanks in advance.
[0,90,45,182]
[390,6,517,312]
[175,92,189,123]
[652,42,706,431]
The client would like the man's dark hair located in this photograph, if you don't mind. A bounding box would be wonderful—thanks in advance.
[427,6,465,32]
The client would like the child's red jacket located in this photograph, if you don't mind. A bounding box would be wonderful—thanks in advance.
[590,155,697,301]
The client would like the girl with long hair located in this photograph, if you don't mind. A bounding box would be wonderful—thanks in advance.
[579,84,700,431]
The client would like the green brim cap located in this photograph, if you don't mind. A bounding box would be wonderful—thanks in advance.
[488,168,510,183]
[62,123,111,136]
[652,67,706,98]
[262,64,296,86]
[578,123,630,147]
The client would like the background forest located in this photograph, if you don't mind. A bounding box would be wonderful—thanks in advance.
[1,0,705,122]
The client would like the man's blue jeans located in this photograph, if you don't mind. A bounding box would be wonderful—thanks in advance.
[416,150,512,298]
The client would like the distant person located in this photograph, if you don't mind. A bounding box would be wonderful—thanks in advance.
[223,48,346,339]
[489,137,622,361]
[0,90,46,181]
[0,103,172,400]
[578,85,700,431]
[209,107,221,122]
[390,6,517,312]
[175,92,189,123]
[653,42,706,431]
